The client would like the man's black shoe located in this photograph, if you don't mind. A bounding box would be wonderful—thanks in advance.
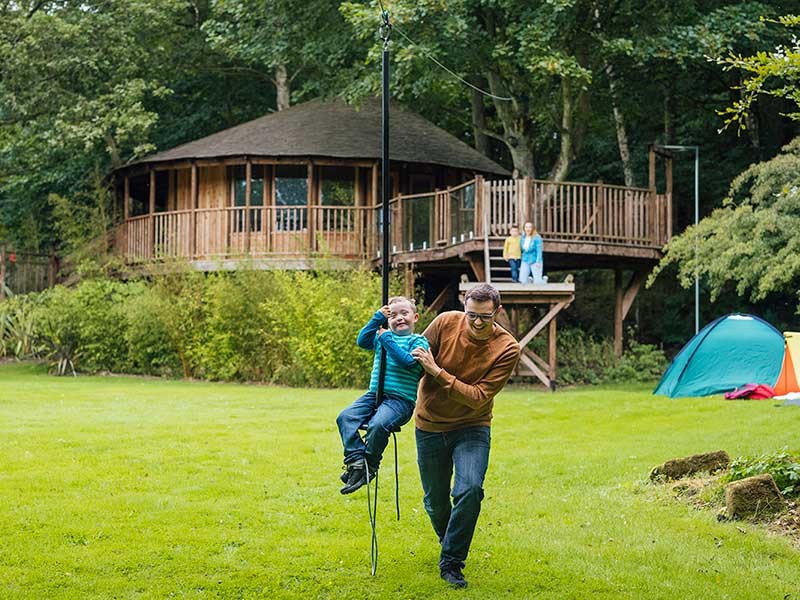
[339,462,377,495]
[339,469,349,484]
[440,566,468,588]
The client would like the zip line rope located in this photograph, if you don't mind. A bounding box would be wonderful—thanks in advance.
[389,24,513,102]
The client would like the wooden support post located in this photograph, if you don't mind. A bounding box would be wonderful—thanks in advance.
[0,245,6,300]
[371,162,379,258]
[523,176,532,226]
[245,159,252,254]
[123,176,130,220]
[149,169,156,259]
[48,252,58,287]
[190,163,198,259]
[614,268,648,357]
[548,305,557,388]
[614,268,624,357]
[307,161,315,253]
[648,145,656,192]
[404,265,414,298]
[466,255,485,282]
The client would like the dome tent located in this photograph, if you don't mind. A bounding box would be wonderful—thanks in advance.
[654,314,785,398]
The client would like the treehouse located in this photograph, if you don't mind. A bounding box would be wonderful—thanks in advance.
[114,98,509,269]
[112,98,675,387]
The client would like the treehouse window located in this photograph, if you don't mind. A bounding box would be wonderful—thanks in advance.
[319,166,355,206]
[274,164,308,231]
[231,165,265,232]
[154,171,169,213]
[128,174,149,217]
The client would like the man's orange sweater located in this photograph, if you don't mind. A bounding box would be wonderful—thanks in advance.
[415,311,520,432]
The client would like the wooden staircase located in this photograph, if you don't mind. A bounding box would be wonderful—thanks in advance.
[486,240,514,283]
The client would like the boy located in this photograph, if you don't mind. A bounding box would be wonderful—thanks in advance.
[502,225,522,283]
[336,296,430,494]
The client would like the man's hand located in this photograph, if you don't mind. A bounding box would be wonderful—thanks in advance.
[412,347,441,375]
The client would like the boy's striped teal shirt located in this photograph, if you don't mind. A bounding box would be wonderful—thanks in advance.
[357,311,430,404]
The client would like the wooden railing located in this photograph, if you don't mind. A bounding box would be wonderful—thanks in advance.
[119,177,670,263]
[486,178,671,247]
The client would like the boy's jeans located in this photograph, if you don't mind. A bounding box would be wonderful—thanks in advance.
[337,391,413,468]
[416,426,491,570]
[507,258,520,282]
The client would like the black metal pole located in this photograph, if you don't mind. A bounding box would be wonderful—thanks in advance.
[381,20,390,305]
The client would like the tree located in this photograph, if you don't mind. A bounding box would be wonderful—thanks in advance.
[651,13,800,311]
[202,0,362,110]
[716,14,800,133]
[651,137,800,307]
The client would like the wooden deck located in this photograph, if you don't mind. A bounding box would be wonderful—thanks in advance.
[116,176,671,270]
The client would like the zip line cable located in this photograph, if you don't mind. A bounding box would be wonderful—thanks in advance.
[391,25,513,102]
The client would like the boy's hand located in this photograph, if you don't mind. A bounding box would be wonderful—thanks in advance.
[377,326,388,337]
[379,305,390,318]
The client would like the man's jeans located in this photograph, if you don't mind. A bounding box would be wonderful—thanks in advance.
[336,392,413,468]
[416,426,491,570]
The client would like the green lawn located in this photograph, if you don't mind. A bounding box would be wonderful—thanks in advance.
[1,362,799,599]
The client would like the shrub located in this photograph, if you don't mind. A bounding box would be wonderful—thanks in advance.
[0,294,44,358]
[722,449,800,497]
[123,285,182,376]
[605,339,668,383]
[528,325,667,385]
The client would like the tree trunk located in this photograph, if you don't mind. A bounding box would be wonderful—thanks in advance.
[275,64,290,111]
[105,132,122,169]
[548,79,575,182]
[739,75,760,149]
[607,65,635,187]
[470,87,490,156]
[485,69,536,177]
[663,87,674,144]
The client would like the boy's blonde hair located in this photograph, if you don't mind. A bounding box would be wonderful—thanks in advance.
[388,296,418,313]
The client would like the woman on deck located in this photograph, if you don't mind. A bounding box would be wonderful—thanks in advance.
[520,222,544,284]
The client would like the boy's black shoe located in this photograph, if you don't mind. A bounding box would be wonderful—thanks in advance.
[339,461,377,495]
[339,468,349,484]
[440,566,468,588]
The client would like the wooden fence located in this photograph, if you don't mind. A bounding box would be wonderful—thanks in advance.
[0,247,57,297]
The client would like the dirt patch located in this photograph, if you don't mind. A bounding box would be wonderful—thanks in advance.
[654,458,800,550]
[651,450,730,481]
[724,474,786,520]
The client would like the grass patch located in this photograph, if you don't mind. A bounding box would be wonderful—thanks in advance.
[1,362,800,598]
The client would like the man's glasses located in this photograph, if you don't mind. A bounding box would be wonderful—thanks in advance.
[465,309,498,322]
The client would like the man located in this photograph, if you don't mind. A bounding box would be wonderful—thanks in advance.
[411,283,520,589]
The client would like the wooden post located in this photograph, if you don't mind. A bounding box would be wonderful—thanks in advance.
[48,252,58,288]
[371,162,379,258]
[245,159,252,254]
[523,176,532,227]
[614,268,624,357]
[123,176,130,221]
[548,303,557,386]
[149,169,156,259]
[190,163,198,259]
[307,161,315,253]
[0,245,6,300]
[648,145,656,192]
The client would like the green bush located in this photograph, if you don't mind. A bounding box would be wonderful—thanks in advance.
[529,326,667,385]
[0,294,44,358]
[123,285,182,376]
[605,339,668,383]
[723,449,800,497]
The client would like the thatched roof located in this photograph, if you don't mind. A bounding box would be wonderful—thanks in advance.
[130,98,509,176]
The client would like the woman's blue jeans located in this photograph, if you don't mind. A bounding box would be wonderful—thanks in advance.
[416,426,491,570]
[336,392,413,468]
